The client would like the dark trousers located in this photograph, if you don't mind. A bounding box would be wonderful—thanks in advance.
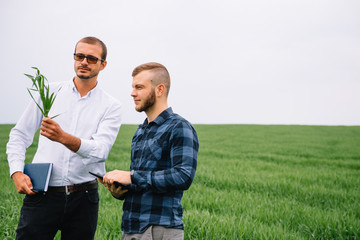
[15,189,99,240]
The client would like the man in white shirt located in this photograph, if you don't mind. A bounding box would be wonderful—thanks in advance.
[6,36,122,240]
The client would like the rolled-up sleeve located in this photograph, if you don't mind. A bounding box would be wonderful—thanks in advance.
[77,101,122,166]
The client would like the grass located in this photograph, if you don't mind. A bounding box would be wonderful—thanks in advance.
[1,124,359,239]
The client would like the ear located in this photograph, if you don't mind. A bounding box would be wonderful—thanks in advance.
[156,84,166,97]
[100,60,107,71]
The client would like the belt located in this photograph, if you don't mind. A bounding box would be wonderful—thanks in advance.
[48,180,98,195]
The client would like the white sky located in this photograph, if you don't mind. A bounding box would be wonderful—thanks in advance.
[1,0,359,125]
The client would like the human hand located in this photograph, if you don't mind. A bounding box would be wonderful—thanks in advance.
[40,117,80,152]
[11,172,36,195]
[104,181,128,199]
[40,117,65,142]
[100,172,129,199]
[103,170,132,185]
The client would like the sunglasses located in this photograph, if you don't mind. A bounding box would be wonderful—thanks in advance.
[73,53,105,64]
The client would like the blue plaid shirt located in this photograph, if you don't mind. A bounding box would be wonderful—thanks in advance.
[121,107,199,234]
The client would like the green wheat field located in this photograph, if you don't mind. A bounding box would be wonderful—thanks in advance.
[1,124,359,239]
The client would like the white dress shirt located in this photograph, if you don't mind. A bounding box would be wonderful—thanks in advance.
[6,80,122,186]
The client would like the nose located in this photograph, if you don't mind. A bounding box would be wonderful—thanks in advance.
[80,57,88,65]
[131,88,136,97]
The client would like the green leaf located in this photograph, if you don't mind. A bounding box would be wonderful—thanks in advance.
[24,74,34,80]
[25,67,61,118]
[50,113,61,119]
[49,93,55,108]
[27,88,46,117]
[34,67,40,76]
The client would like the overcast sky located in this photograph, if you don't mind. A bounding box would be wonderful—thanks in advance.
[1,0,359,125]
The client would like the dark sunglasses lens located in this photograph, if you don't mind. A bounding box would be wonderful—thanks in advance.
[74,54,85,61]
[87,56,99,64]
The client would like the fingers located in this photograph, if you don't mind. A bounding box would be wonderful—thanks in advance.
[100,174,113,188]
[97,177,104,184]
[113,188,128,196]
[12,172,36,195]
[104,181,117,192]
[25,187,36,195]
[108,183,128,199]
[40,118,53,137]
[22,174,35,195]
[41,117,54,129]
[103,170,131,185]
[102,170,131,199]
[102,172,128,197]
[25,175,33,190]
[103,171,116,184]
[40,118,63,142]
[42,117,53,124]
[40,117,52,130]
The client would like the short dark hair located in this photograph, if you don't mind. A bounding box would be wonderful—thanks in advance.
[75,36,107,60]
[132,62,171,96]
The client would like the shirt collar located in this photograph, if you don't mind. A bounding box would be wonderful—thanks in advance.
[141,107,173,128]
[71,78,98,98]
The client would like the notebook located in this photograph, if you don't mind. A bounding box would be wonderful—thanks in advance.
[24,163,53,192]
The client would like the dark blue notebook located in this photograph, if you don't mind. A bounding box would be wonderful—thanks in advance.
[24,163,53,192]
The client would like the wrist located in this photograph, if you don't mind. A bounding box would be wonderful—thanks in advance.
[130,170,135,184]
[11,171,23,179]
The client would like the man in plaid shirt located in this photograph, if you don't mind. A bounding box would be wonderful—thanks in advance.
[102,62,199,239]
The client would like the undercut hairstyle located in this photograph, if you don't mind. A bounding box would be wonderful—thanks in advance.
[132,62,171,96]
[75,36,107,61]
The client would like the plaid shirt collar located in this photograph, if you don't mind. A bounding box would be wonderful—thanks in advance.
[140,107,173,128]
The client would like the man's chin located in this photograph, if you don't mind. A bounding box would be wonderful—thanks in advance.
[77,72,99,80]
[135,106,143,112]
[77,74,91,80]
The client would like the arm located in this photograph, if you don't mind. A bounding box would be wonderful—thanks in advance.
[75,102,122,166]
[6,100,43,193]
[40,117,81,152]
[41,101,122,166]
[133,121,199,193]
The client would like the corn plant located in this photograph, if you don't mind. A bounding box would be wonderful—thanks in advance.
[25,67,61,119]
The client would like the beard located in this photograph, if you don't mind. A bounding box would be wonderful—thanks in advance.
[76,66,99,80]
[136,89,156,112]
[77,72,99,80]
[77,73,98,80]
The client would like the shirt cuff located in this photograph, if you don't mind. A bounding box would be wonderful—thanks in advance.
[77,138,108,170]
[8,153,25,177]
[132,170,152,189]
[76,138,91,156]
[76,138,94,167]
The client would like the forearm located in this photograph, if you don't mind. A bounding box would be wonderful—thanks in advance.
[132,164,196,193]
[40,119,80,152]
[59,132,81,152]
